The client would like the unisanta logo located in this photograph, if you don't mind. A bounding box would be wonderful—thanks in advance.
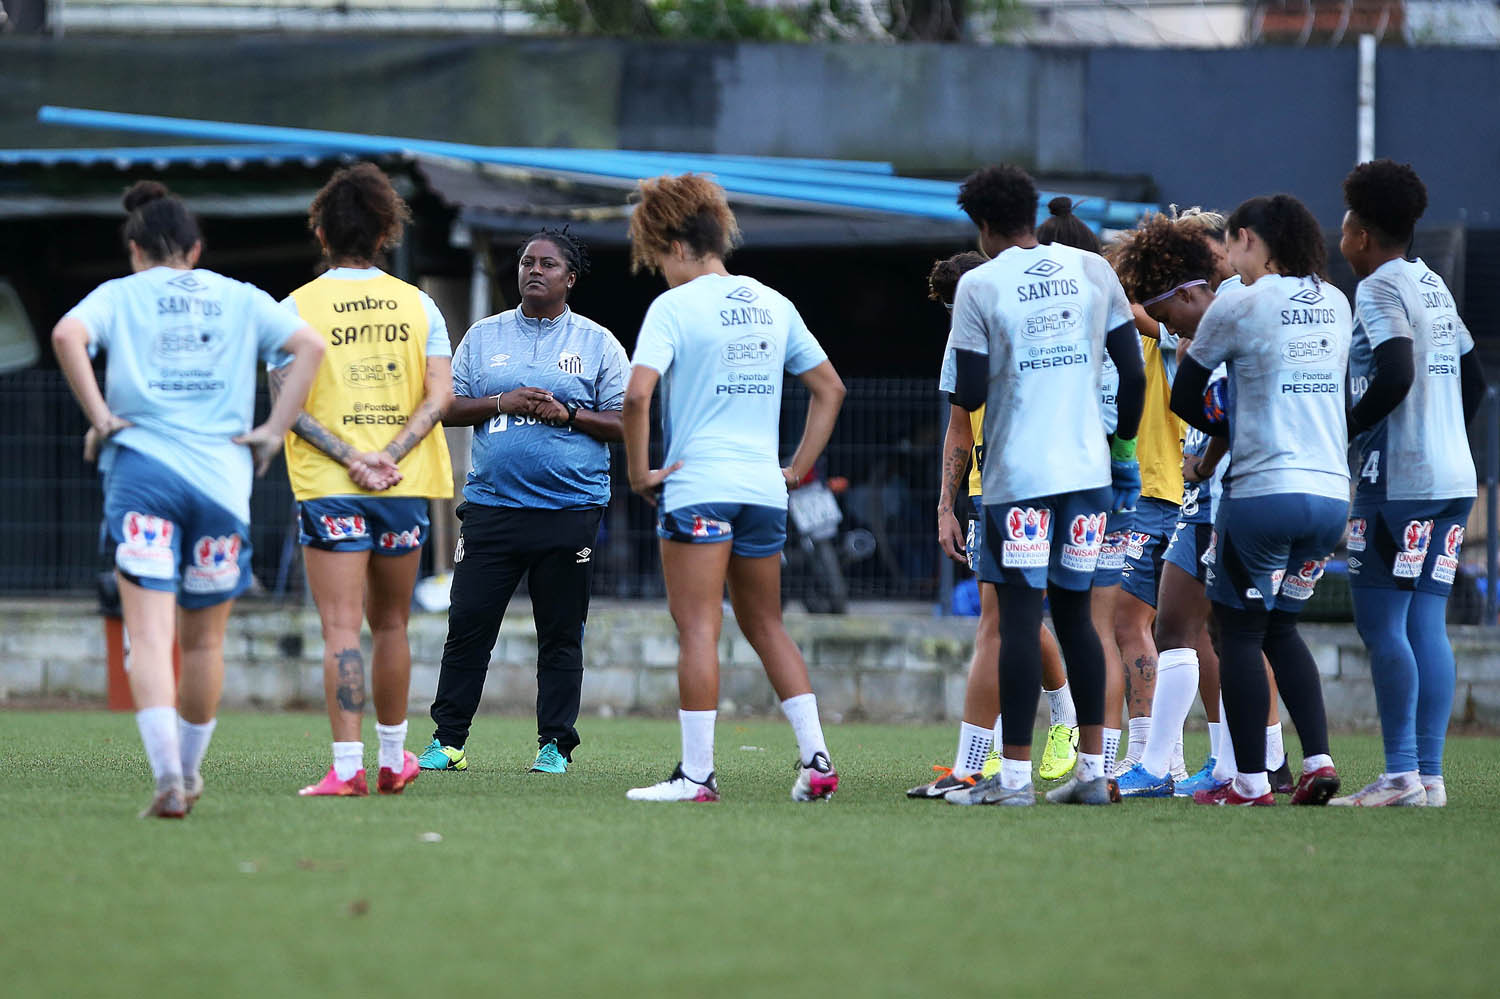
[379,527,421,549]
[123,512,173,547]
[1444,525,1465,557]
[321,515,368,540]
[1404,519,1434,554]
[1282,335,1334,364]
[165,272,208,293]
[1288,287,1325,306]
[1346,517,1367,552]
[1070,513,1104,547]
[1023,259,1064,279]
[1005,507,1051,541]
[193,535,241,569]
[725,286,759,304]
[691,515,732,538]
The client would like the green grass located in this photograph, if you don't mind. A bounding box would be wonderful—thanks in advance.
[3,712,1498,998]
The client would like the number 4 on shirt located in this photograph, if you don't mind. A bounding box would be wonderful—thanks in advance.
[1361,450,1381,485]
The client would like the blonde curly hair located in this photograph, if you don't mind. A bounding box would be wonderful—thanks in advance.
[628,173,742,275]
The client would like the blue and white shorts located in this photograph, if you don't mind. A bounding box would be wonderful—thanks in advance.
[299,496,430,554]
[1163,519,1215,584]
[1120,496,1179,608]
[103,447,252,609]
[657,503,787,558]
[1205,493,1348,613]
[978,486,1114,592]
[1347,497,1474,597]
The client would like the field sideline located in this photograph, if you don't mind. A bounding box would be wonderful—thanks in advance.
[3,712,1497,997]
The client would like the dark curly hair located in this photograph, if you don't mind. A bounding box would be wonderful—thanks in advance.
[308,162,411,263]
[1227,194,1327,280]
[121,180,201,263]
[927,251,988,306]
[1036,196,1101,254]
[518,228,592,279]
[1111,213,1220,303]
[1343,159,1428,248]
[628,174,742,275]
[957,164,1037,237]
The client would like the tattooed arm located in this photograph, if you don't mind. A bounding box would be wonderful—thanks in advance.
[938,404,975,565]
[381,356,453,464]
[267,364,399,490]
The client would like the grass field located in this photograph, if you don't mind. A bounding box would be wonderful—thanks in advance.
[3,711,1498,998]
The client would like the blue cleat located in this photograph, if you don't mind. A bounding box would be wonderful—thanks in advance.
[530,739,568,774]
[418,739,468,771]
[1174,755,1226,797]
[1115,762,1174,798]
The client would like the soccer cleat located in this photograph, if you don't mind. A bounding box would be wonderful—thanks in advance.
[792,751,839,801]
[1329,774,1425,807]
[530,740,568,774]
[1115,762,1174,798]
[299,767,369,797]
[627,764,719,802]
[981,747,1001,779]
[1169,743,1190,784]
[1038,724,1079,781]
[1107,778,1121,803]
[139,783,188,819]
[1175,757,1227,798]
[1194,784,1275,806]
[945,774,1035,806]
[1111,755,1140,780]
[1290,765,1340,806]
[378,750,421,794]
[1044,775,1115,805]
[1269,758,1295,795]
[183,773,204,814]
[418,739,468,771]
[907,766,977,799]
[1421,776,1447,808]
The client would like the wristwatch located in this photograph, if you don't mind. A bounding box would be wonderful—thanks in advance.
[564,401,579,427]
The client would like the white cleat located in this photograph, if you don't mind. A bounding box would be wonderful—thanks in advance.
[1329,774,1426,807]
[792,751,839,802]
[1421,775,1447,808]
[626,764,720,803]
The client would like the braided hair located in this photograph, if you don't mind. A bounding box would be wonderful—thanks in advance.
[518,227,592,281]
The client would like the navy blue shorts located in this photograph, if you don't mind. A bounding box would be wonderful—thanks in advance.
[103,448,252,609]
[299,496,430,554]
[1163,519,1215,584]
[978,486,1113,592]
[1347,497,1474,597]
[1094,509,1129,590]
[1205,493,1348,613]
[657,503,787,558]
[1119,497,1179,608]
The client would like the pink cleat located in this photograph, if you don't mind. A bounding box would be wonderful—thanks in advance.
[378,751,421,795]
[299,767,368,797]
[792,751,839,802]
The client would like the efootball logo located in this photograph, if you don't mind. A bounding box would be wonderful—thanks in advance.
[1023,259,1063,279]
[1288,287,1325,306]
[725,286,759,304]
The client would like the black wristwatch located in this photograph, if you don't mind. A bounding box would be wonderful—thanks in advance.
[564,401,579,427]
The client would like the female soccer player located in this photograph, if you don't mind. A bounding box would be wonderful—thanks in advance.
[941,164,1146,807]
[1171,194,1351,806]
[1331,160,1485,807]
[277,164,454,798]
[422,229,629,775]
[52,181,324,817]
[622,174,846,803]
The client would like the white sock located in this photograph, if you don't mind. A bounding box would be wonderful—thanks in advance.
[332,742,364,781]
[1303,753,1333,773]
[1045,681,1078,728]
[679,709,716,783]
[1212,695,1237,784]
[1265,723,1286,770]
[1234,770,1271,799]
[1125,716,1150,763]
[954,722,993,778]
[1140,648,1199,778]
[375,721,408,773]
[1421,773,1444,787]
[177,717,217,779]
[1207,721,1223,762]
[1077,752,1105,782]
[779,693,829,765]
[1102,727,1121,775]
[136,706,183,786]
[991,714,1004,749]
[1000,757,1031,789]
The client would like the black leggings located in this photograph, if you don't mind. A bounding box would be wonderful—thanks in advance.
[1214,603,1330,773]
[997,584,1104,751]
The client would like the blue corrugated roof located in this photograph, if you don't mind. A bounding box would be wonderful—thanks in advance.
[0,144,357,168]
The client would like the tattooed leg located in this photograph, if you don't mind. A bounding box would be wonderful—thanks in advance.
[304,548,371,742]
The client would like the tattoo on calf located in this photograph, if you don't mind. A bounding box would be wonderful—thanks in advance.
[335,647,365,713]
[1125,654,1156,717]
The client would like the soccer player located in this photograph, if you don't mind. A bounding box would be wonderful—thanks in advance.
[52,181,324,817]
[1331,160,1486,807]
[1171,194,1351,806]
[621,174,846,803]
[941,164,1146,807]
[277,164,455,798]
[423,229,629,775]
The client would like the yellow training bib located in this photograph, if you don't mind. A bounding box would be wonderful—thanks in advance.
[1138,336,1185,504]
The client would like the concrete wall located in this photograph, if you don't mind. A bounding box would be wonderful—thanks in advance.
[5,599,1499,730]
[5,38,1499,225]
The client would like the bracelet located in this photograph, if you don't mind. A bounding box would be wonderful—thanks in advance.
[495,394,503,415]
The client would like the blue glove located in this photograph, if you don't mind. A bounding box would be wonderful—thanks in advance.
[1110,458,1141,514]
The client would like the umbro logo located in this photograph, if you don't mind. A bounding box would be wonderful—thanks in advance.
[1023,259,1064,279]
[1419,272,1441,288]
[165,273,208,293]
[575,547,592,564]
[1288,287,1325,306]
[725,286,759,304]
[489,353,510,367]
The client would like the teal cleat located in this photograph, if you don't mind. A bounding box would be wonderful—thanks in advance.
[418,739,468,771]
[530,740,568,774]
